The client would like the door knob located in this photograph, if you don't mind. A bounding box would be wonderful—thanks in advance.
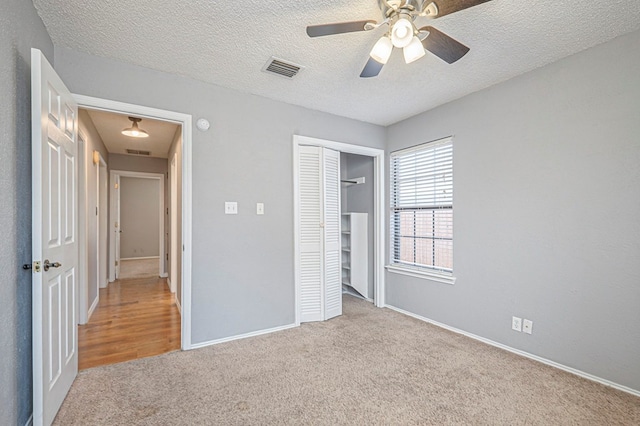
[43,259,62,271]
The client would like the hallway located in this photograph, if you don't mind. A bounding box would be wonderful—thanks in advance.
[78,274,181,370]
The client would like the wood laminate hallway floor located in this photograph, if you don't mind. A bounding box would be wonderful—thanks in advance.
[78,275,181,370]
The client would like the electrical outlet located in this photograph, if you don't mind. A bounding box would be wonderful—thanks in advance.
[523,319,533,335]
[225,202,238,215]
[512,316,522,332]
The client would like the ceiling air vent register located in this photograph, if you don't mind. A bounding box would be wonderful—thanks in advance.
[126,149,151,156]
[262,57,304,79]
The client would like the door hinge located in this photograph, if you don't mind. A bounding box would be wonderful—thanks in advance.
[115,260,119,266]
[166,253,169,261]
[23,261,41,272]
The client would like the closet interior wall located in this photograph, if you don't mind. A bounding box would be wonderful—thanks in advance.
[340,153,376,299]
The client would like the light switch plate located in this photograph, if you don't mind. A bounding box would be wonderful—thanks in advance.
[523,319,533,335]
[225,202,238,214]
[257,203,264,215]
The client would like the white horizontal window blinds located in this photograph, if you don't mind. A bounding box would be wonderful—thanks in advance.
[390,138,453,273]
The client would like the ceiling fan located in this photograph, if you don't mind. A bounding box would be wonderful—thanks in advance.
[306,0,492,77]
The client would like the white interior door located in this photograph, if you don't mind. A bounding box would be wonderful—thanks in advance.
[296,146,342,323]
[323,149,342,320]
[31,48,78,426]
[297,145,324,322]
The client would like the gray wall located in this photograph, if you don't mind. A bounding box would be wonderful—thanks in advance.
[55,47,386,344]
[78,109,109,311]
[109,153,169,175]
[341,153,375,298]
[386,30,640,392]
[0,1,53,424]
[119,177,161,258]
[168,127,183,305]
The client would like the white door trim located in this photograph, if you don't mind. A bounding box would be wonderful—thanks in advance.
[77,132,89,325]
[170,153,178,294]
[96,153,108,289]
[73,94,193,350]
[293,135,386,326]
[109,170,165,278]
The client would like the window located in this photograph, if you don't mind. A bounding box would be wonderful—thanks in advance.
[389,137,453,280]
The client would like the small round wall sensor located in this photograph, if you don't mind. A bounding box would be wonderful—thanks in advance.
[196,118,210,131]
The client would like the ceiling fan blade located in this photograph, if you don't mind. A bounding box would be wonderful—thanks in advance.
[431,0,492,18]
[360,57,384,78]
[306,20,377,37]
[419,26,470,64]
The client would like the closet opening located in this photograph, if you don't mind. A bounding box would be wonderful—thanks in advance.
[293,135,385,325]
[340,153,375,302]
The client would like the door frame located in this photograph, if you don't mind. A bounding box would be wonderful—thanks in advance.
[74,94,193,350]
[110,170,165,278]
[170,152,178,295]
[293,135,386,326]
[97,153,108,290]
[77,131,89,325]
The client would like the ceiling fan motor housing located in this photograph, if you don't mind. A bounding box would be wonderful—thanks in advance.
[378,0,432,18]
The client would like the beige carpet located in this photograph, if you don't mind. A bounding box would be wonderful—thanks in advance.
[118,258,159,280]
[54,296,640,425]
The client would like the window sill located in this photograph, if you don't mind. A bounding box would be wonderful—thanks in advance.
[385,265,456,285]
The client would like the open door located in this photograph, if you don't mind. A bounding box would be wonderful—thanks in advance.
[31,48,78,426]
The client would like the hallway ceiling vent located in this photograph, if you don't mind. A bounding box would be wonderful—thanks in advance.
[126,149,151,156]
[262,57,304,79]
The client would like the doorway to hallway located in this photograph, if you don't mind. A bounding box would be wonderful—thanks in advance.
[78,274,180,370]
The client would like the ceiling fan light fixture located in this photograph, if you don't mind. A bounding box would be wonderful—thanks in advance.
[391,18,414,48]
[369,36,393,64]
[121,117,149,138]
[403,36,426,64]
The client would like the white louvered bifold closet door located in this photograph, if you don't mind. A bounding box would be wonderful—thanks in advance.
[298,145,324,322]
[297,145,342,323]
[323,148,342,320]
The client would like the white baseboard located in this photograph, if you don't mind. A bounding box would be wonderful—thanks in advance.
[24,414,33,426]
[120,256,160,260]
[175,295,182,314]
[189,323,298,350]
[385,304,640,398]
[160,272,168,278]
[87,296,99,320]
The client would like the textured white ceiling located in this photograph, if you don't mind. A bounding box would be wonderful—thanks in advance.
[85,109,179,159]
[35,0,640,126]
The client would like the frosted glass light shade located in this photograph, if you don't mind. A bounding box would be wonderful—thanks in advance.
[391,18,414,48]
[369,36,393,64]
[403,36,426,64]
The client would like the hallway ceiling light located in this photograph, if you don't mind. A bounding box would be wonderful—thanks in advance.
[121,117,149,138]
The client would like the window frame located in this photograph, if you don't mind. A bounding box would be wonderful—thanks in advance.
[387,137,456,285]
